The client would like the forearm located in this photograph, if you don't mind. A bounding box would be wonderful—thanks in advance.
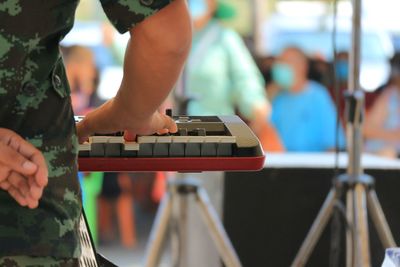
[364,126,400,142]
[248,102,271,136]
[114,0,191,124]
[76,0,191,140]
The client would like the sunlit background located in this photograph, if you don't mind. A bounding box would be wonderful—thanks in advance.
[64,0,400,266]
[65,0,400,98]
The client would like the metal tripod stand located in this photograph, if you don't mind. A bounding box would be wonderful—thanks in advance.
[291,0,396,266]
[290,167,397,267]
[143,175,242,267]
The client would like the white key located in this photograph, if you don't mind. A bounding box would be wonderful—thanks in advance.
[204,136,222,143]
[79,142,91,151]
[107,136,124,143]
[124,141,139,151]
[156,136,172,143]
[220,136,236,143]
[172,136,190,143]
[137,136,157,143]
[90,136,110,143]
[187,136,206,143]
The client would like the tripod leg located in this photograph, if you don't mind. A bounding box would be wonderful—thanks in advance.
[346,190,354,267]
[291,188,338,267]
[353,184,370,267]
[195,186,242,267]
[367,189,396,248]
[174,190,190,267]
[143,192,173,267]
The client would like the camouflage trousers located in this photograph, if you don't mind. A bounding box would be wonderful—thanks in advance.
[0,256,79,267]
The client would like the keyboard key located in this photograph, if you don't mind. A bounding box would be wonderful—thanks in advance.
[170,136,188,157]
[201,137,220,157]
[104,137,124,157]
[122,141,139,157]
[153,136,172,157]
[185,137,203,157]
[79,142,91,157]
[217,136,236,156]
[138,136,157,157]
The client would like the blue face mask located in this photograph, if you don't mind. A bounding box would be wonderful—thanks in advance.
[188,0,208,20]
[335,60,349,82]
[272,63,295,90]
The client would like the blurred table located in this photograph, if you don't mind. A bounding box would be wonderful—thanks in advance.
[263,152,400,169]
[224,152,400,267]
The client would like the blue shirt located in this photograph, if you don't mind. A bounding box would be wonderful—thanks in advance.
[271,81,345,152]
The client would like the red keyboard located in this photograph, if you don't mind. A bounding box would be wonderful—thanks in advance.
[77,115,265,172]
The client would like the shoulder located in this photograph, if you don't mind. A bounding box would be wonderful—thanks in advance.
[219,25,245,47]
[220,26,240,39]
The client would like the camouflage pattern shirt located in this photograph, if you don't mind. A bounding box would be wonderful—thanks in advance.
[0,0,171,258]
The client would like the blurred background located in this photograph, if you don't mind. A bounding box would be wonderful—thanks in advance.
[64,0,400,266]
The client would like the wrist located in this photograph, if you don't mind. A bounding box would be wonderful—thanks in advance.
[112,92,155,129]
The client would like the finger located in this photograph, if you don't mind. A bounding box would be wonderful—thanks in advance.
[8,172,30,197]
[8,180,39,209]
[156,128,169,135]
[0,165,11,183]
[8,136,49,188]
[27,199,39,209]
[21,177,41,209]
[8,187,28,207]
[76,117,93,144]
[30,152,48,188]
[0,143,38,177]
[25,184,39,209]
[124,131,136,142]
[27,176,44,201]
[0,181,11,190]
[8,172,42,208]
[162,115,178,133]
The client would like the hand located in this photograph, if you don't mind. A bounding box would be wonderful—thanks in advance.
[76,98,178,143]
[122,111,178,141]
[0,128,48,208]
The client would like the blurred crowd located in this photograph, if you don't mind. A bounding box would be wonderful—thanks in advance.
[258,47,400,157]
[63,0,400,250]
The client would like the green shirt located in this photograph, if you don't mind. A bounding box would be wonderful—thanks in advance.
[186,20,267,119]
[0,0,171,258]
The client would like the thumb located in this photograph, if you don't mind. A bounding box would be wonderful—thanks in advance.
[76,120,91,144]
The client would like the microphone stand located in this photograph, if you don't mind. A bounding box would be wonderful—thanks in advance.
[290,0,397,266]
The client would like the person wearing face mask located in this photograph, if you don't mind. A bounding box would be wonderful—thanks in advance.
[364,53,400,158]
[62,45,100,115]
[181,0,270,137]
[269,46,345,152]
[169,1,270,266]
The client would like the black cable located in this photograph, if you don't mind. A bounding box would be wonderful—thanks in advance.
[332,0,341,178]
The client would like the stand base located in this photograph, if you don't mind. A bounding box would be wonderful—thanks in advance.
[291,174,396,267]
[143,176,242,267]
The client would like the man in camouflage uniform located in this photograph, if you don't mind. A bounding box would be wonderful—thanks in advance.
[0,0,191,266]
